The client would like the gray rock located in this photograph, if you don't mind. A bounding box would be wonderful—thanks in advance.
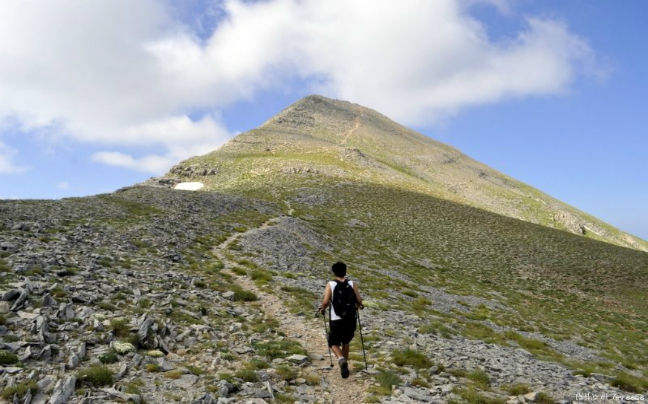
[100,387,142,403]
[252,388,272,399]
[286,354,309,365]
[174,374,199,389]
[400,386,435,402]
[41,294,57,307]
[10,289,28,311]
[137,314,155,349]
[192,394,217,404]
[48,376,76,404]
[2,289,20,301]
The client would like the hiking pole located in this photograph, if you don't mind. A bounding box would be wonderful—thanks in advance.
[357,306,368,370]
[317,308,334,368]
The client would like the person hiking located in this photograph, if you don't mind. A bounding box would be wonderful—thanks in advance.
[318,261,363,378]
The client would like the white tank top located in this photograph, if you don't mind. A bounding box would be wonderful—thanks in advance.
[329,280,354,321]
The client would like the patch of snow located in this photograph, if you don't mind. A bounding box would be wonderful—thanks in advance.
[174,182,204,191]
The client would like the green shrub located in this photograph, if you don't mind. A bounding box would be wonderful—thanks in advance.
[418,321,456,338]
[276,365,297,381]
[502,384,531,395]
[536,392,556,404]
[453,387,506,404]
[611,372,648,393]
[304,372,320,386]
[1,381,38,400]
[165,370,183,379]
[110,318,131,337]
[373,370,402,395]
[232,267,247,276]
[97,258,113,268]
[245,359,269,370]
[0,314,5,326]
[0,350,19,365]
[186,365,204,375]
[391,349,432,369]
[0,258,10,273]
[411,377,430,388]
[448,368,468,378]
[145,363,161,372]
[253,340,307,360]
[250,269,273,284]
[219,373,234,383]
[235,368,259,382]
[77,366,114,387]
[98,351,119,364]
[232,286,258,302]
[138,299,152,309]
[467,369,490,389]
[98,301,117,311]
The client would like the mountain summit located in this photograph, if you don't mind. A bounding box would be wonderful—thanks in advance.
[167,95,647,251]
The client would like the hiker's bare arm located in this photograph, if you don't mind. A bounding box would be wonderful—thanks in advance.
[353,282,363,308]
[319,283,331,313]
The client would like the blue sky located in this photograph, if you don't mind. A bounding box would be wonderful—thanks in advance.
[0,0,646,240]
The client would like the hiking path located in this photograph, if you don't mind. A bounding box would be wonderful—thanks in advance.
[213,213,370,403]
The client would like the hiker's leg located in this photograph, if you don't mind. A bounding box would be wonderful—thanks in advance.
[342,344,350,360]
[331,345,343,358]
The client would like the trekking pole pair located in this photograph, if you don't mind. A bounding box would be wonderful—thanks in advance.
[316,307,369,370]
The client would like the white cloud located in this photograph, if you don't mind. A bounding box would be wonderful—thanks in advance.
[0,140,29,174]
[57,182,70,190]
[0,0,597,173]
[90,114,231,172]
[210,0,596,123]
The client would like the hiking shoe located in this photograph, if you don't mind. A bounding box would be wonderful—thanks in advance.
[339,358,349,378]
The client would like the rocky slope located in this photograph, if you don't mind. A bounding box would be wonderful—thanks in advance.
[2,187,646,404]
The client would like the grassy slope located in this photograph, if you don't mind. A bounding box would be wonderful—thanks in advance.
[192,95,646,252]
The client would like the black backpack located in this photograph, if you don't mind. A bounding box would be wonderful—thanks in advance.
[331,280,357,320]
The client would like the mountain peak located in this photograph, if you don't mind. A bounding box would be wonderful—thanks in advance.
[261,94,365,130]
[171,96,648,252]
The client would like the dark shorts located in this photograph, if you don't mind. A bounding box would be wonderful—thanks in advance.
[328,316,357,347]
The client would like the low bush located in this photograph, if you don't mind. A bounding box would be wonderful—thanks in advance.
[235,368,259,382]
[0,350,19,365]
[98,351,119,364]
[391,349,432,369]
[77,366,114,387]
[1,381,38,400]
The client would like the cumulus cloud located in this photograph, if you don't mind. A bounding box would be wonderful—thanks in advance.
[0,140,29,174]
[57,182,70,190]
[0,0,597,173]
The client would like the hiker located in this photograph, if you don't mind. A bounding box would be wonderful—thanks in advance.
[318,261,363,378]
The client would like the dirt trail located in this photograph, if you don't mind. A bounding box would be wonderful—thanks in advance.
[213,215,369,403]
[341,112,363,145]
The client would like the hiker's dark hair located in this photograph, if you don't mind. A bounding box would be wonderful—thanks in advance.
[332,261,347,277]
